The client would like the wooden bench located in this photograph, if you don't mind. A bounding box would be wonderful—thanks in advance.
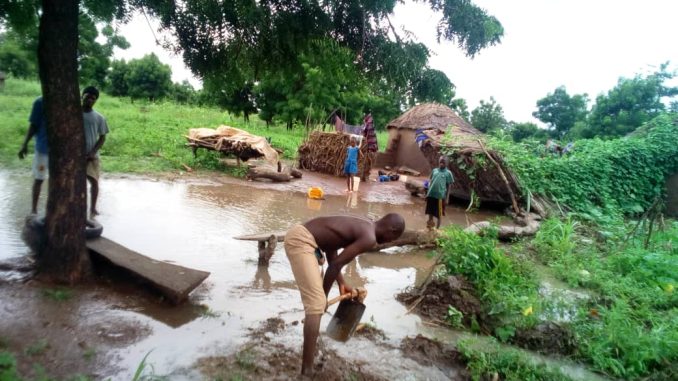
[87,237,210,304]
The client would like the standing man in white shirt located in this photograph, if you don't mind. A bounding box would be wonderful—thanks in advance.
[81,86,109,219]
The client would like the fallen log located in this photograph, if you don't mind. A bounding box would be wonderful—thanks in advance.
[247,167,293,182]
[405,179,426,197]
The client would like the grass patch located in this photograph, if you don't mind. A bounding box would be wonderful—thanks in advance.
[458,340,574,381]
[24,339,49,356]
[41,288,73,302]
[0,351,20,381]
[438,217,678,380]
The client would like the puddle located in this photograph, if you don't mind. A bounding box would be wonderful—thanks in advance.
[0,169,500,379]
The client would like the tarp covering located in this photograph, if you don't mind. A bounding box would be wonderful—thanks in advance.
[187,125,279,164]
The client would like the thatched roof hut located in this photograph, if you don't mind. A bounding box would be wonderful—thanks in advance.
[418,127,523,208]
[378,103,476,175]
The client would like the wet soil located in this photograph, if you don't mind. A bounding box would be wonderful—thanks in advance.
[400,335,470,379]
[0,281,152,380]
[353,324,388,342]
[397,275,486,329]
[198,317,386,381]
[511,322,576,356]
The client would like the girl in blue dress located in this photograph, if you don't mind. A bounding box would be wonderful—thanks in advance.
[344,138,360,192]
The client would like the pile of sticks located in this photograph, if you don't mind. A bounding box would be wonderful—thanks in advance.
[297,131,370,177]
[187,136,264,161]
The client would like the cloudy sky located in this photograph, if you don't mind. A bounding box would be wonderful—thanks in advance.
[114,0,678,123]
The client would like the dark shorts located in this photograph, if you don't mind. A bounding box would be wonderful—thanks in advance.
[425,197,444,219]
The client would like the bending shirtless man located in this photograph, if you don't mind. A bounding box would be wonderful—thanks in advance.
[284,213,405,375]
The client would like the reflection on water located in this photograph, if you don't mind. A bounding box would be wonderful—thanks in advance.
[0,170,499,379]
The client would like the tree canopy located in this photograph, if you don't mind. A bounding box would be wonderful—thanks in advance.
[145,0,503,126]
[533,86,588,138]
[470,96,506,133]
[586,64,677,138]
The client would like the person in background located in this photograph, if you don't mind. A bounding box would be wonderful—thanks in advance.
[361,111,378,181]
[82,86,109,219]
[284,213,405,376]
[344,137,361,192]
[425,156,454,229]
[18,96,48,215]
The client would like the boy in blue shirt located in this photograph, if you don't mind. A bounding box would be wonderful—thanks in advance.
[18,97,49,215]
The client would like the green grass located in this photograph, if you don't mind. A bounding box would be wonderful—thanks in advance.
[0,78,389,175]
[41,288,73,302]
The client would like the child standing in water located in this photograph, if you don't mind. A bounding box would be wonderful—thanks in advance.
[344,138,360,192]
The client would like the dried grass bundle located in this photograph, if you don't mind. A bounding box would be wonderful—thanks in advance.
[298,131,370,177]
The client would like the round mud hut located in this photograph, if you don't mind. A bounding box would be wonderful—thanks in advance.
[377,103,476,176]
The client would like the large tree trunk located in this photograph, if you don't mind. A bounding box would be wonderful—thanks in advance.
[37,0,90,283]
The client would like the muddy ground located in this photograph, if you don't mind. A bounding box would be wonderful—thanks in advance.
[197,318,470,381]
[397,275,487,330]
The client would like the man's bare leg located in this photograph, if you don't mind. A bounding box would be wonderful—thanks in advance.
[301,314,321,375]
[31,179,43,214]
[87,176,99,218]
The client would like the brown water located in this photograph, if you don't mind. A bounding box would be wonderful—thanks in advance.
[0,170,606,380]
[0,169,498,379]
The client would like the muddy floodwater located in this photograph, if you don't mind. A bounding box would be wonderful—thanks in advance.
[1,168,505,380]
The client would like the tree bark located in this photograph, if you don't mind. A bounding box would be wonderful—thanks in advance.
[37,0,90,283]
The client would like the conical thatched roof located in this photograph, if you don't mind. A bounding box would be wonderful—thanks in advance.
[386,103,477,133]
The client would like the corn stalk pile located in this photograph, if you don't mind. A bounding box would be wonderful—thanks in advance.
[297,131,370,177]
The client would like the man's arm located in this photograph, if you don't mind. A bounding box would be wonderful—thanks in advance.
[325,250,351,294]
[322,239,372,296]
[18,123,38,159]
[87,135,106,160]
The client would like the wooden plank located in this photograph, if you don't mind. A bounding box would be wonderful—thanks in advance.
[233,231,287,242]
[86,237,209,304]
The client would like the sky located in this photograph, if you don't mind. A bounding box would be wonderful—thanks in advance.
[114,0,678,124]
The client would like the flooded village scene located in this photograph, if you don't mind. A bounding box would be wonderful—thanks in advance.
[0,1,677,381]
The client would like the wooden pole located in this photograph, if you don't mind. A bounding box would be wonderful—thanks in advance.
[477,139,521,215]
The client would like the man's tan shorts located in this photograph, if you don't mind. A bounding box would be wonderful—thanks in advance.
[86,158,101,180]
[284,224,325,315]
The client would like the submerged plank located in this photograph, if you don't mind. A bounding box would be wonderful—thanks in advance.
[86,236,209,304]
[233,231,287,242]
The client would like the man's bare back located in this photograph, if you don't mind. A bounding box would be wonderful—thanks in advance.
[303,215,376,253]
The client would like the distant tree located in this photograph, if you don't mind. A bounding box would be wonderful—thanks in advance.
[508,121,542,142]
[411,68,455,106]
[471,97,507,133]
[533,86,588,137]
[588,64,678,137]
[107,59,129,96]
[126,54,172,101]
[170,80,196,104]
[0,30,37,78]
[78,16,130,88]
[450,98,470,121]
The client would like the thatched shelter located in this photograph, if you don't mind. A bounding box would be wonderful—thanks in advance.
[418,127,523,209]
[298,131,370,177]
[377,103,473,175]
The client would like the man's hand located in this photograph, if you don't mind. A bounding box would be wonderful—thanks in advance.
[18,145,27,159]
[339,283,353,296]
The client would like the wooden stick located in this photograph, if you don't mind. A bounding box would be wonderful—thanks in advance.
[478,139,521,215]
